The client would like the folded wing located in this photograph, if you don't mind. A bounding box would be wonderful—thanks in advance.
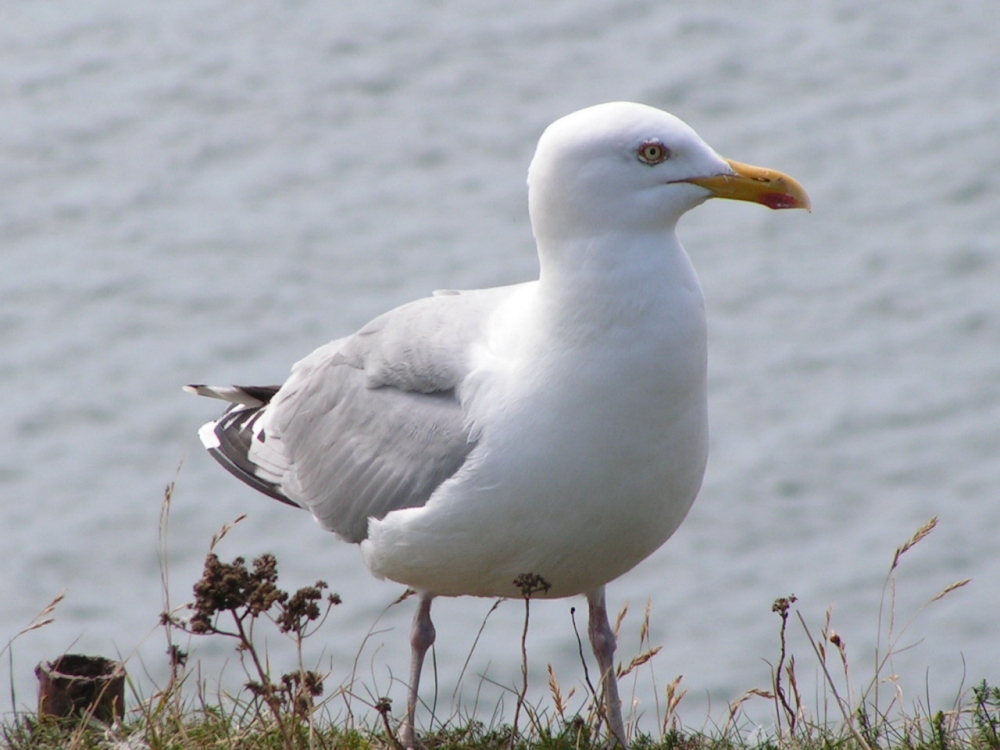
[189,285,521,543]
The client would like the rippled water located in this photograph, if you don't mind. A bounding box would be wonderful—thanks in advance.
[2,0,998,728]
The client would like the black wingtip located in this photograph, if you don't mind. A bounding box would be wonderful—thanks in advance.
[206,406,301,510]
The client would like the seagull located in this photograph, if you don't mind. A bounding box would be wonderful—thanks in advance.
[186,101,809,748]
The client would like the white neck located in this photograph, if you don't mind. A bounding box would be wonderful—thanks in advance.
[534,229,702,342]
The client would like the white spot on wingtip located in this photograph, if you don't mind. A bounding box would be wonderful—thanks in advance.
[198,420,221,449]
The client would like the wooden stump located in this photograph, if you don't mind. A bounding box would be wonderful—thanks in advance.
[36,654,126,723]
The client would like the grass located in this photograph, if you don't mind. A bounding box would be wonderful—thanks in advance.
[1,483,995,750]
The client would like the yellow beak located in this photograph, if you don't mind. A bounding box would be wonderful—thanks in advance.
[685,158,811,211]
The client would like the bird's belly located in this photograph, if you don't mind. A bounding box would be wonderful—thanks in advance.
[362,358,709,599]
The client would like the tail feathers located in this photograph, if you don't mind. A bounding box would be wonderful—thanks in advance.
[183,384,280,408]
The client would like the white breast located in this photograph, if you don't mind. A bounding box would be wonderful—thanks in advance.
[362,233,709,599]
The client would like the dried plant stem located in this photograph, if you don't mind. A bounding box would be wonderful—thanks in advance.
[233,614,293,750]
[570,606,599,710]
[798,611,874,750]
[511,573,550,742]
[453,598,503,703]
[771,595,798,733]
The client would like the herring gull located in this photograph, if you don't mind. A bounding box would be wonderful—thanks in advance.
[186,101,809,747]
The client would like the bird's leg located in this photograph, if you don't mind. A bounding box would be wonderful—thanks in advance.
[402,592,435,750]
[587,587,628,748]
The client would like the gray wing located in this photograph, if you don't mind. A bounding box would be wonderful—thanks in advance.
[197,284,523,543]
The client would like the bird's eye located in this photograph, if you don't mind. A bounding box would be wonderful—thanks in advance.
[637,140,670,165]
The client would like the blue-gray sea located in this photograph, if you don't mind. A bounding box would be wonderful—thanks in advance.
[2,0,998,730]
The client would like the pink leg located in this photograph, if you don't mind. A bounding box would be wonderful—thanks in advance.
[588,587,628,748]
[402,593,435,750]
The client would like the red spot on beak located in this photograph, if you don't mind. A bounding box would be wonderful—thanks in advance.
[761,192,804,210]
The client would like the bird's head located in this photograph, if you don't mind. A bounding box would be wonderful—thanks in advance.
[527,102,810,243]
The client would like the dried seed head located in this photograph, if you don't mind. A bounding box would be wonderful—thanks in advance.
[189,552,289,633]
[892,517,938,570]
[167,644,188,667]
[276,581,329,634]
[930,578,971,603]
[771,595,798,615]
[513,572,551,598]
